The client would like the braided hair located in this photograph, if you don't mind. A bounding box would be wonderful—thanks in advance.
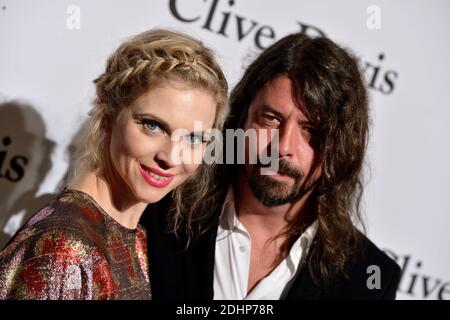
[73,29,228,177]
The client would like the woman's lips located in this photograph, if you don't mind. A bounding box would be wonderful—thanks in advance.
[139,164,174,188]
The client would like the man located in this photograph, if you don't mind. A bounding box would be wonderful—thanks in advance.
[142,33,401,300]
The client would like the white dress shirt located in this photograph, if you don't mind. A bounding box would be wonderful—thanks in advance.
[213,187,318,300]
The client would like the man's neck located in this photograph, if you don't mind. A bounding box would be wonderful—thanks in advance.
[232,174,313,294]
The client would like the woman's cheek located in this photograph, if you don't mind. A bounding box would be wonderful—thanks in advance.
[183,163,200,176]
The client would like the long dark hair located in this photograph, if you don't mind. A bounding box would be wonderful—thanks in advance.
[171,33,369,285]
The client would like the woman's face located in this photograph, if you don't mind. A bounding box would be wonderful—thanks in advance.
[108,81,217,204]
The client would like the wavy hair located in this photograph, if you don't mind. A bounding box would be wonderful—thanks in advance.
[174,33,369,285]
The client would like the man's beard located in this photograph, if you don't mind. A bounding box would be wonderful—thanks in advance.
[245,159,309,207]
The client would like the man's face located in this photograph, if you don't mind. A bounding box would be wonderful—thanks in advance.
[242,75,320,206]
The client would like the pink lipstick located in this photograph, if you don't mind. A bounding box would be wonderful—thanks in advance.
[139,164,174,188]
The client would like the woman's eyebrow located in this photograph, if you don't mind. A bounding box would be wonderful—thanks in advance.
[133,112,208,135]
[133,112,171,133]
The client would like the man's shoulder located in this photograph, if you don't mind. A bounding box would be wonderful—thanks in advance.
[357,234,400,273]
[324,232,401,299]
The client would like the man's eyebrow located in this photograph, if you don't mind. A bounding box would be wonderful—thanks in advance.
[133,112,208,135]
[259,105,285,119]
[259,105,312,125]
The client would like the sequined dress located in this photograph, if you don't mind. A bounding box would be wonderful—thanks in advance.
[0,188,151,300]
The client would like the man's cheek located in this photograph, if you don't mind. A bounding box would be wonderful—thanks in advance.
[259,129,280,175]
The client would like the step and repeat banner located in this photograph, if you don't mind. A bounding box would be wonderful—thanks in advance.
[0,0,449,300]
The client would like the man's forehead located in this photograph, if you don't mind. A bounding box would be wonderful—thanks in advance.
[251,77,309,121]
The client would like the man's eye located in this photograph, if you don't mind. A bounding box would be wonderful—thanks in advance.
[261,114,280,126]
[263,114,277,121]
[303,126,315,134]
[302,126,316,140]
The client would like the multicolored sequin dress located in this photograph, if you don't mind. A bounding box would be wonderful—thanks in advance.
[0,188,151,300]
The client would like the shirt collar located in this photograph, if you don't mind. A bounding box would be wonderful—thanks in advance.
[218,186,248,237]
[287,220,318,267]
[218,185,318,258]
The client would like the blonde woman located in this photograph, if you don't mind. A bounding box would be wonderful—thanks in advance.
[0,29,228,299]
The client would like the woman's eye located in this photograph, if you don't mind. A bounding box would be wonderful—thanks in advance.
[185,134,203,145]
[142,119,161,132]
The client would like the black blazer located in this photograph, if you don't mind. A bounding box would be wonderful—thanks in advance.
[141,198,401,300]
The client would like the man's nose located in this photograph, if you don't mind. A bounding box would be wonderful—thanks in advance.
[278,120,298,159]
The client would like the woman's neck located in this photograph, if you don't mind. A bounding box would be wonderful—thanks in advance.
[68,170,146,229]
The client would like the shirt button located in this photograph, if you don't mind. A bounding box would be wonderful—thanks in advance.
[239,246,246,253]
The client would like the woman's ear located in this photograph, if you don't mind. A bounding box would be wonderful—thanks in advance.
[102,115,112,134]
[100,116,113,150]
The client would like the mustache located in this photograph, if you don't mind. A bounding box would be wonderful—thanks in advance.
[256,158,303,180]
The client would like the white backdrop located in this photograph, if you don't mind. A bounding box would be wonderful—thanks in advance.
[0,0,449,300]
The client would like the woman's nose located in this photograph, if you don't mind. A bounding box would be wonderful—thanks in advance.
[154,140,178,170]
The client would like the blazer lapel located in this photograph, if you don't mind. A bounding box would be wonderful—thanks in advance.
[182,204,324,300]
[184,214,220,300]
[284,264,323,300]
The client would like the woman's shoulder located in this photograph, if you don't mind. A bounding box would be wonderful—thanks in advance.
[2,189,109,257]
[0,191,111,299]
[0,189,108,262]
[0,226,109,299]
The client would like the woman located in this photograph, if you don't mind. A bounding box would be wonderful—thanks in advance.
[0,29,228,299]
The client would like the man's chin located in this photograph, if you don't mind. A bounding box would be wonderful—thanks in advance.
[245,164,305,206]
[248,179,298,206]
[256,174,292,188]
[252,190,297,207]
